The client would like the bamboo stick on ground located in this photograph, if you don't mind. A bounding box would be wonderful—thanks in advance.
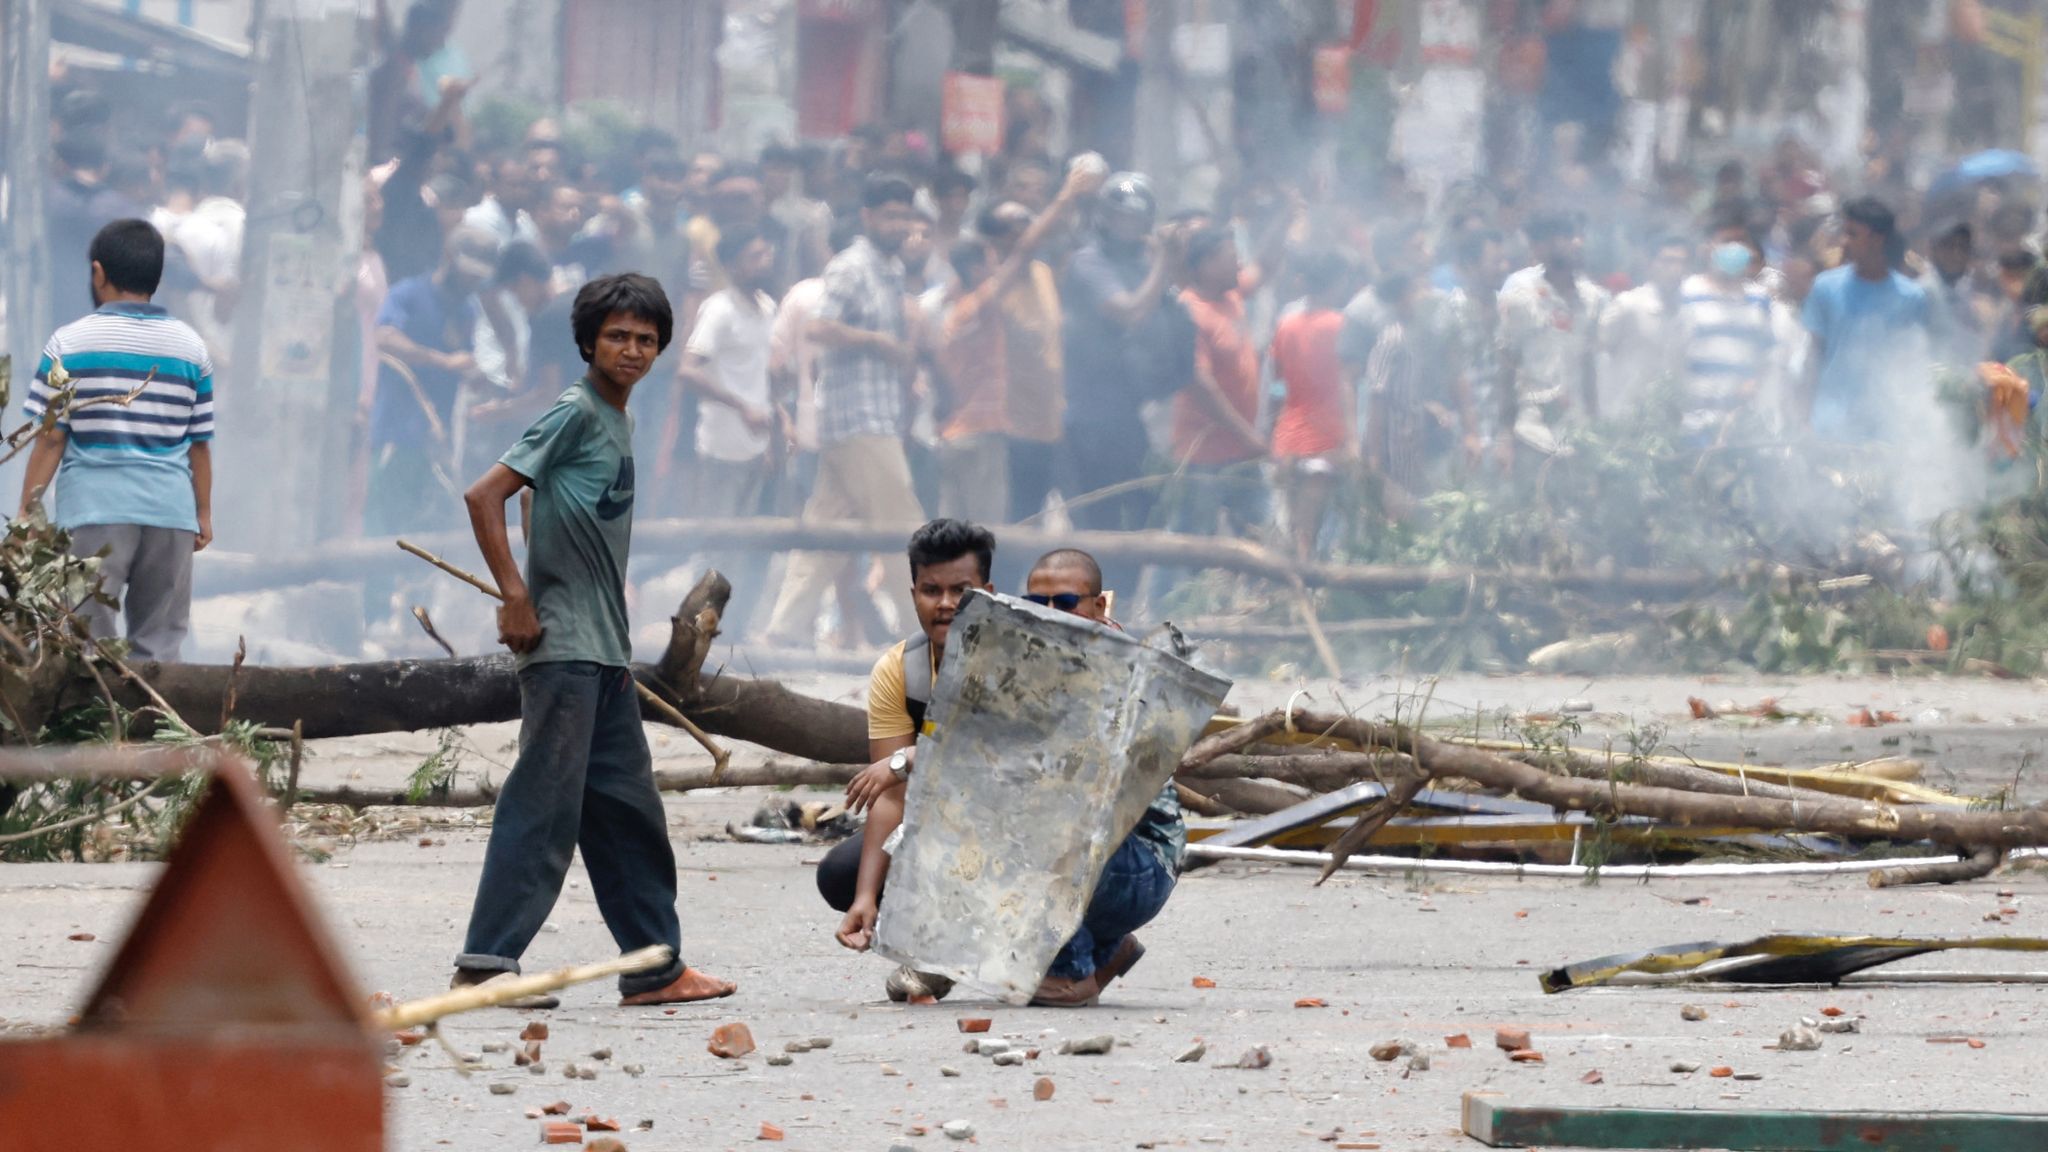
[375,945,673,1029]
[396,538,733,777]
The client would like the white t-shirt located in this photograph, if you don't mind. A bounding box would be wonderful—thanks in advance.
[688,287,779,461]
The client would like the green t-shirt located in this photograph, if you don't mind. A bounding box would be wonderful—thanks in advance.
[500,379,635,669]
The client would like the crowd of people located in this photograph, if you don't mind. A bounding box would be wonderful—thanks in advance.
[30,0,2048,653]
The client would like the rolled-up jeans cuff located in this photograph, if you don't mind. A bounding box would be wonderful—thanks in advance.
[455,953,520,976]
[619,955,687,997]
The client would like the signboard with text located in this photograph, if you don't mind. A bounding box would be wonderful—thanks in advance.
[942,71,1005,156]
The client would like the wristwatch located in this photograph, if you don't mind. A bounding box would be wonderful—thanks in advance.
[888,748,912,782]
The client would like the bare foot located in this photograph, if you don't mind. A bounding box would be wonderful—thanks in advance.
[620,966,738,1006]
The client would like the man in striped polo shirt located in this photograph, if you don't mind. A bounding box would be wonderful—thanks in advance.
[16,218,214,661]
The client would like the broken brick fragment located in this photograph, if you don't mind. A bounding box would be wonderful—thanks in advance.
[522,1022,550,1042]
[957,1018,993,1033]
[1506,1049,1544,1064]
[66,932,95,942]
[584,1141,629,1152]
[1494,1027,1530,1052]
[708,1022,758,1059]
[395,1030,425,1046]
[1444,1034,1472,1049]
[1191,976,1217,989]
[541,1121,583,1144]
[1293,998,1327,1009]
[542,1101,572,1116]
[1709,1066,1734,1078]
[581,1117,621,1132]
[516,1040,543,1066]
[758,1122,785,1141]
[1033,1077,1055,1101]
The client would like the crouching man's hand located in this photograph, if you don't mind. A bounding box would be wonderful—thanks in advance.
[836,898,878,951]
[846,757,903,814]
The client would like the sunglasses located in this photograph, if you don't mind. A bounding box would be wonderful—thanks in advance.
[1024,593,1089,612]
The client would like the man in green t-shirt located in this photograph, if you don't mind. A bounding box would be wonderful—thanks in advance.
[450,273,736,1008]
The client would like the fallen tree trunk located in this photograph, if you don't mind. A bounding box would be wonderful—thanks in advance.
[192,519,1717,600]
[295,759,863,808]
[1283,710,2048,851]
[100,657,871,765]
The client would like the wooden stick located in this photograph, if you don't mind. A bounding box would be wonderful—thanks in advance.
[396,538,733,775]
[375,945,674,1029]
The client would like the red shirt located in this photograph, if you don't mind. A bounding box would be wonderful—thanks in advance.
[1171,287,1262,465]
[1269,307,1347,458]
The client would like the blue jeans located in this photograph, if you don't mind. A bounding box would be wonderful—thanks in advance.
[1046,834,1177,980]
[456,662,686,996]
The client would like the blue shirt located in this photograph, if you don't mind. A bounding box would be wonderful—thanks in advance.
[22,302,214,532]
[1802,266,1931,442]
[371,274,478,450]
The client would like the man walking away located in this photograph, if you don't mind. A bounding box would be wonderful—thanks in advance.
[452,273,735,1009]
[18,219,213,661]
[761,175,927,645]
[679,227,781,636]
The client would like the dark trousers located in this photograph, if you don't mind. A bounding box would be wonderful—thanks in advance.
[1008,437,1059,523]
[457,662,686,995]
[1063,420,1155,606]
[817,828,1175,980]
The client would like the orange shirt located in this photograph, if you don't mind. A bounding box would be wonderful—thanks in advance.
[1171,287,1262,465]
[1269,307,1347,458]
[937,282,1009,441]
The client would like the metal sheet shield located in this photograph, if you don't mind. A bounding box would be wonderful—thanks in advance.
[872,591,1232,1003]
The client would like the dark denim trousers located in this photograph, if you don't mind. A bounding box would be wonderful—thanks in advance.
[1046,834,1176,980]
[818,828,1176,981]
[457,662,685,996]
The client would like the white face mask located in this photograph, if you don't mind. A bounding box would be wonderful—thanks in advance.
[1712,242,1753,278]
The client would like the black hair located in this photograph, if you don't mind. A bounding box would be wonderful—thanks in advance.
[1931,219,1974,246]
[908,518,995,583]
[759,143,802,168]
[570,273,674,363]
[950,237,990,277]
[1293,249,1350,298]
[714,225,768,269]
[89,219,165,297]
[644,151,690,178]
[1841,195,1897,239]
[862,173,917,210]
[1454,227,1504,268]
[1029,549,1102,595]
[713,161,762,186]
[1998,248,2041,274]
[974,204,1025,239]
[494,240,552,286]
[1526,210,1582,243]
[1183,226,1235,275]
[933,167,977,198]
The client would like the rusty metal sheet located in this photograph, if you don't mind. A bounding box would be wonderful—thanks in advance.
[873,591,1231,1003]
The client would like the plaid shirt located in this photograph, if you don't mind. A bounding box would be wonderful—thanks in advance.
[816,236,910,444]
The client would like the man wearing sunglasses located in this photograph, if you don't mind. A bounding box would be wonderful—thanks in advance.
[819,531,1176,1007]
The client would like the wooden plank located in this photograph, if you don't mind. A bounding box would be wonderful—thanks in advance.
[1461,1091,2048,1150]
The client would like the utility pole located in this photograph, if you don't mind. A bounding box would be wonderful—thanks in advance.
[2,0,52,427]
[223,0,367,550]
[1132,0,1180,199]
